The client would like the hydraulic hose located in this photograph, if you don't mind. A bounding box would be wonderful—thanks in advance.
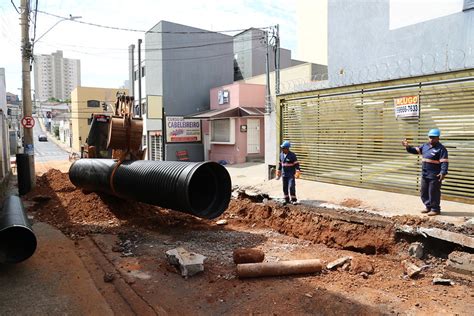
[69,159,232,219]
[0,196,37,264]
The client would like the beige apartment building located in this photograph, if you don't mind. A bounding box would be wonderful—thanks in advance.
[71,87,127,152]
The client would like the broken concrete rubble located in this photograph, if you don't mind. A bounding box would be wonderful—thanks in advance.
[326,256,352,270]
[402,260,422,278]
[166,247,206,277]
[216,219,228,225]
[446,251,474,276]
[396,225,474,249]
[408,242,424,259]
[432,274,454,286]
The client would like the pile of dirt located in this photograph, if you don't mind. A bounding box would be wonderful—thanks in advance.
[25,169,209,236]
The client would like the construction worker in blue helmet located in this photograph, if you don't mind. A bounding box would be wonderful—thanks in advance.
[402,128,448,216]
[276,140,301,205]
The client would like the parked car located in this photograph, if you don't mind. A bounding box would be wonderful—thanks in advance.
[38,134,48,142]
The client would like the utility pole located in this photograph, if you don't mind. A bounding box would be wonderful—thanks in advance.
[265,31,271,114]
[275,24,280,96]
[20,0,35,187]
[129,44,135,98]
[137,39,142,118]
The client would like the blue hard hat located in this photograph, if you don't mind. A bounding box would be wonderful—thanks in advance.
[280,140,291,148]
[428,128,440,137]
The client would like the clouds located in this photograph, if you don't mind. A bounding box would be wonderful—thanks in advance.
[1,0,297,93]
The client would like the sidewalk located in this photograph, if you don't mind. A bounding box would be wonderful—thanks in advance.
[226,162,474,227]
[0,176,112,315]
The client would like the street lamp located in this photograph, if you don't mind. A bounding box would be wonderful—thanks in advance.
[34,14,82,44]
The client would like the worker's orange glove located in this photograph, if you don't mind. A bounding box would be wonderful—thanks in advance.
[295,170,301,179]
[276,170,281,177]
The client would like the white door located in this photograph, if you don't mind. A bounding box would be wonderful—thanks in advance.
[247,119,260,154]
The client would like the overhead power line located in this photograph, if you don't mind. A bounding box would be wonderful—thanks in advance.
[36,9,273,34]
[10,0,20,14]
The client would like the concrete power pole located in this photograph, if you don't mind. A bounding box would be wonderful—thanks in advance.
[275,24,280,96]
[20,0,36,187]
[265,31,271,114]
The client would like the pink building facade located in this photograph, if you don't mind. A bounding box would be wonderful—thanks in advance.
[194,83,266,164]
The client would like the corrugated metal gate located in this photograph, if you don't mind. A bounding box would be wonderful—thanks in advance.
[280,75,474,203]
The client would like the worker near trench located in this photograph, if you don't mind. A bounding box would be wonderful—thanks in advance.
[276,141,301,205]
[402,128,449,216]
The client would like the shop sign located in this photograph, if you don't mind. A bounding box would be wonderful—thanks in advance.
[166,116,201,143]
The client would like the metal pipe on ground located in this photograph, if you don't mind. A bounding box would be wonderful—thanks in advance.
[0,196,37,264]
[69,159,232,219]
[236,259,323,278]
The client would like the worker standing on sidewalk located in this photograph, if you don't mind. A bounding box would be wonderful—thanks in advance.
[276,141,301,205]
[402,128,449,216]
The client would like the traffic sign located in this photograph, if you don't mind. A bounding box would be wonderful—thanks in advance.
[21,116,35,129]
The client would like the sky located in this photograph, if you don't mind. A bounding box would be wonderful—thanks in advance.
[0,0,466,95]
[0,0,298,94]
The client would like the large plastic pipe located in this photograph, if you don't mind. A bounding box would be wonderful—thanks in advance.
[0,196,37,264]
[69,159,232,219]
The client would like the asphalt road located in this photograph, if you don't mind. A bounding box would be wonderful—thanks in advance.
[33,120,69,163]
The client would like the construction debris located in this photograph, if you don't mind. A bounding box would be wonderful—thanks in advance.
[103,273,115,283]
[326,256,352,270]
[233,248,265,264]
[350,258,374,275]
[216,219,228,225]
[432,274,454,286]
[446,251,474,276]
[341,262,351,271]
[408,242,424,259]
[403,260,422,278]
[237,259,323,278]
[166,247,206,277]
[396,225,474,249]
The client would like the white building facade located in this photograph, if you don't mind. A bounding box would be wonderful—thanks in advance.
[33,50,81,101]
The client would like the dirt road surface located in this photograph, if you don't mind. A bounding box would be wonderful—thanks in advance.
[12,169,472,315]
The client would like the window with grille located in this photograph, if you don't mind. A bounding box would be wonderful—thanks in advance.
[211,119,235,144]
[150,133,163,161]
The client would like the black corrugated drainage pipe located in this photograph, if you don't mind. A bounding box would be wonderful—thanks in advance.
[69,159,232,219]
[0,196,37,264]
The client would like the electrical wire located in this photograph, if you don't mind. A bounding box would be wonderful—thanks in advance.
[10,0,19,14]
[37,34,265,53]
[31,0,38,43]
[34,44,266,62]
[36,9,273,34]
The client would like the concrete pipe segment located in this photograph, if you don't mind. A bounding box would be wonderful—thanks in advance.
[69,159,232,219]
[0,196,37,264]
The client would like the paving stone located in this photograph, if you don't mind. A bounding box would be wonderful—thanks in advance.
[166,247,206,277]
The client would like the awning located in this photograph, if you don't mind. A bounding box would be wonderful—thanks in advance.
[187,107,265,119]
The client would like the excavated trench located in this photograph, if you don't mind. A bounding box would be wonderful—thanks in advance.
[24,170,472,260]
[225,191,473,258]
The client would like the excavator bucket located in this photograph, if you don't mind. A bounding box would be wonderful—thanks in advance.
[107,116,143,151]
